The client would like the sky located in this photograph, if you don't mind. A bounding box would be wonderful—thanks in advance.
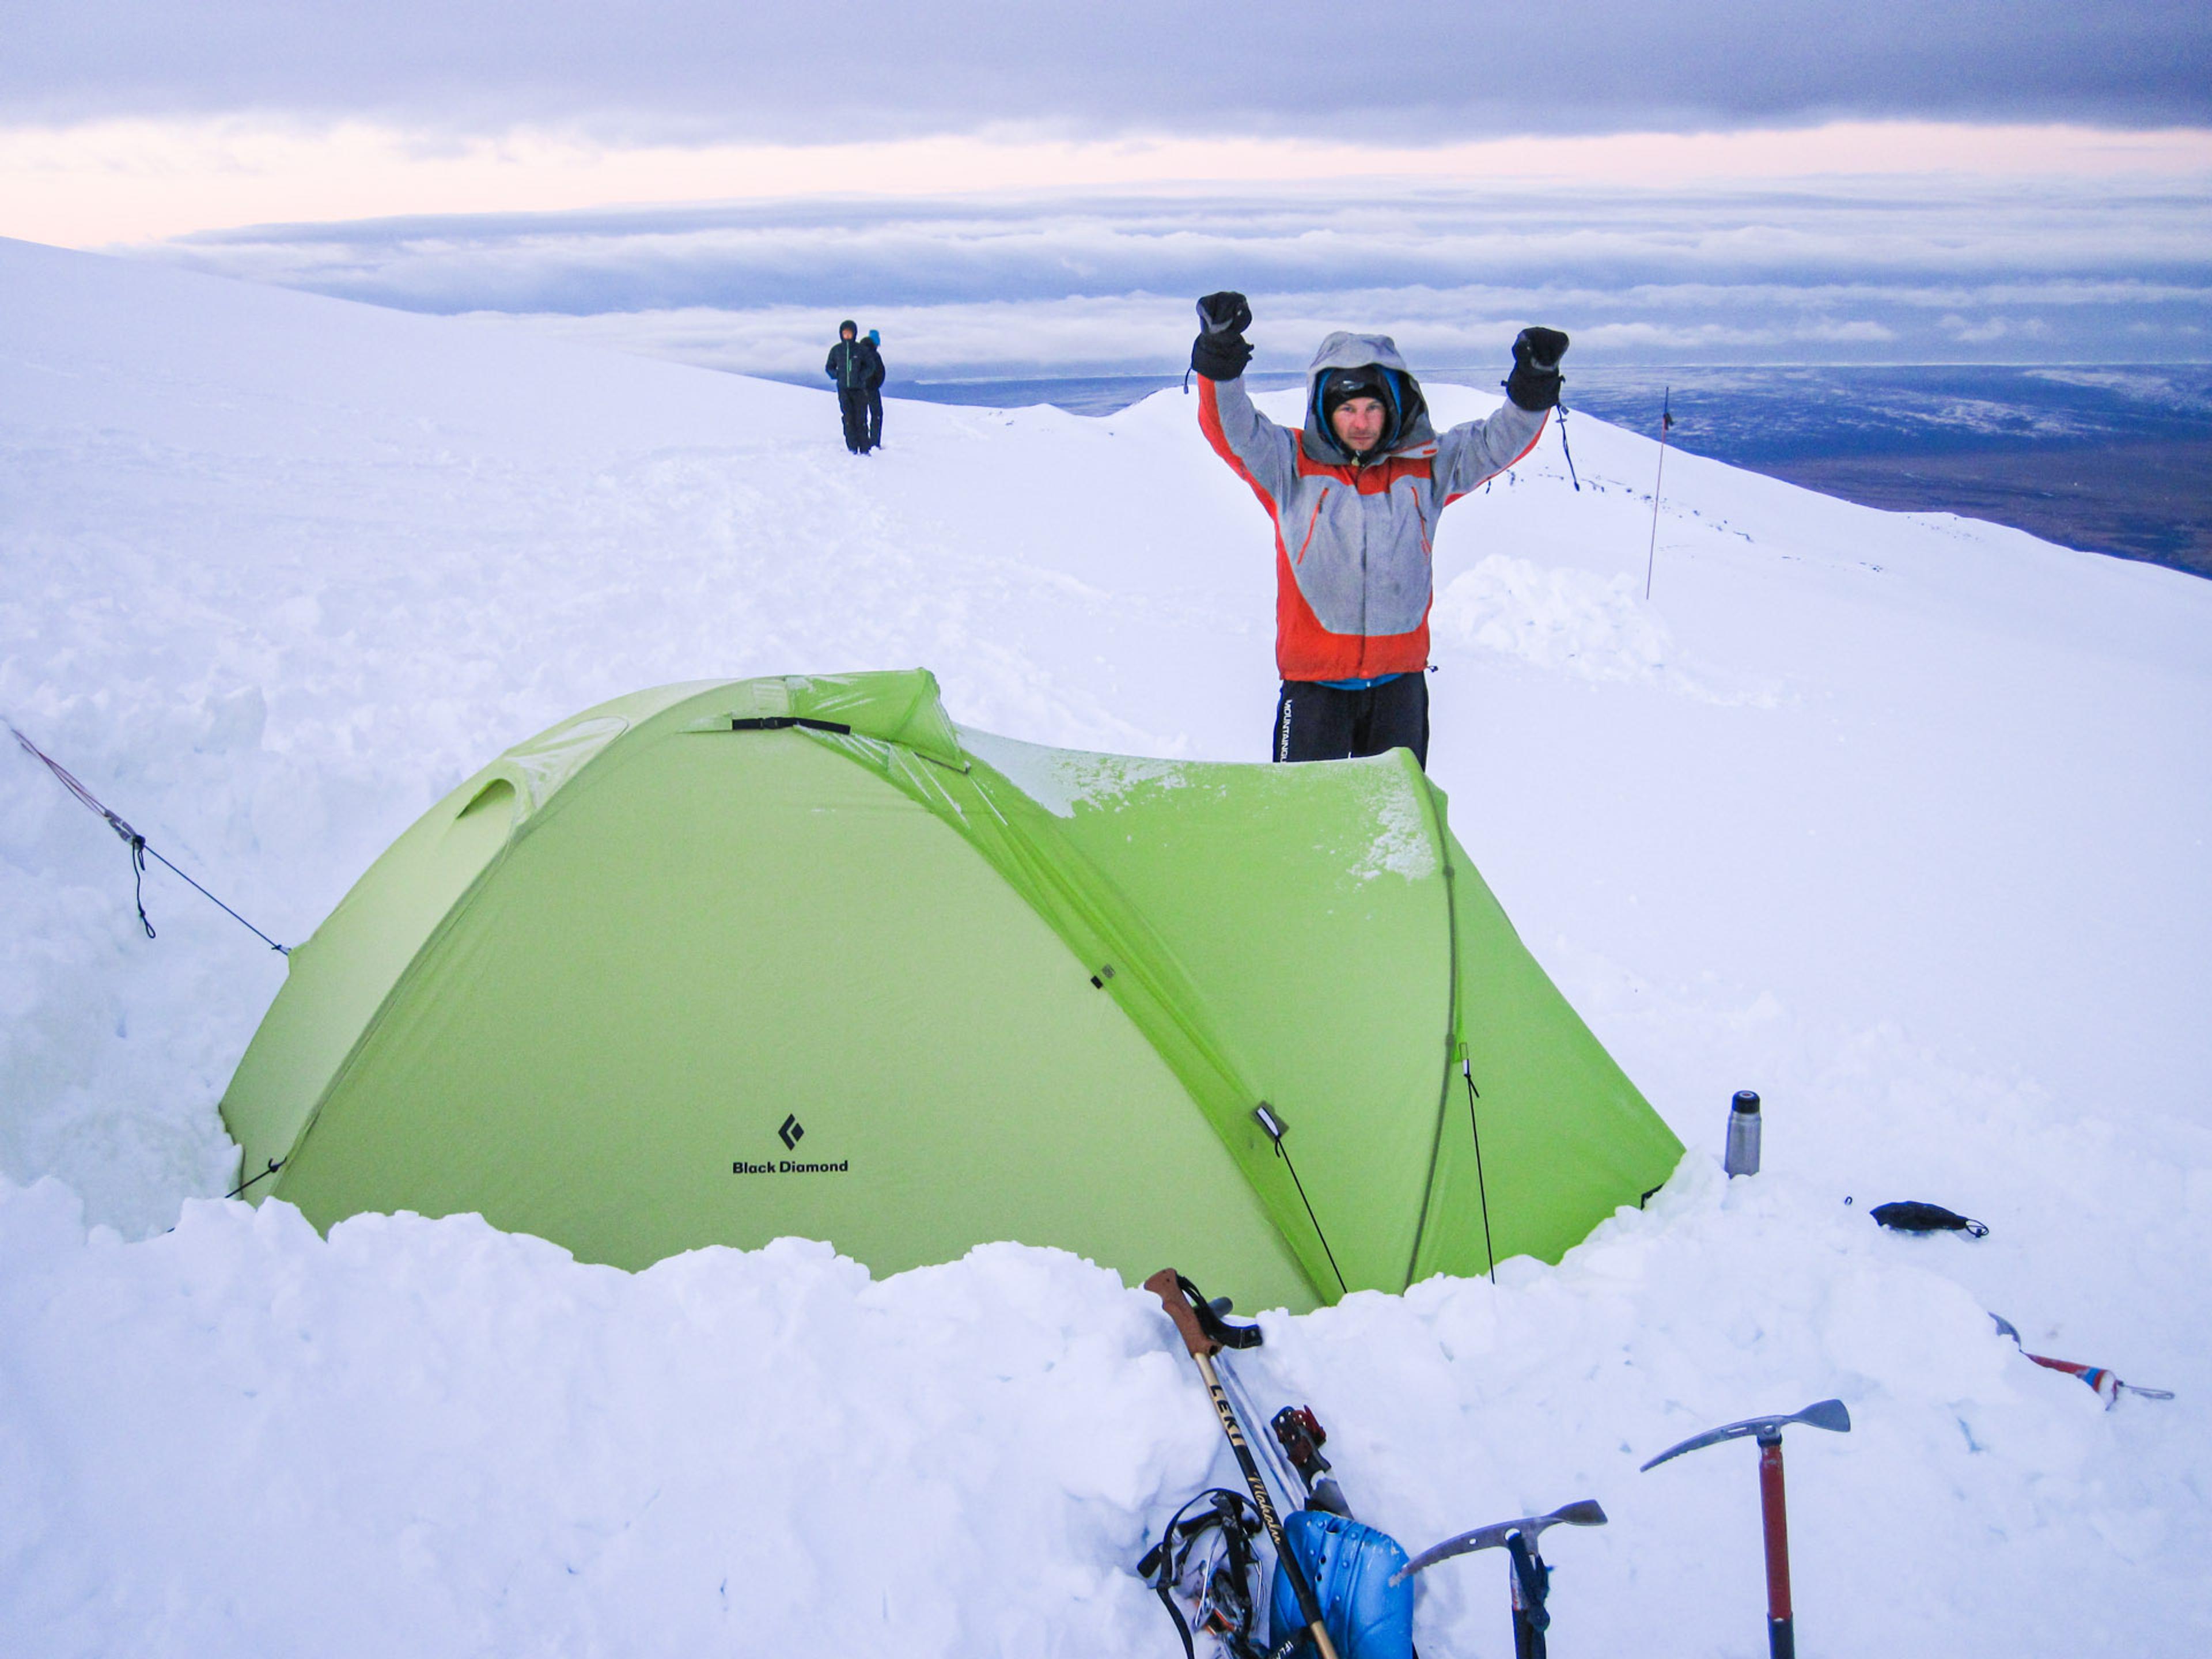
[5,2,2209,379]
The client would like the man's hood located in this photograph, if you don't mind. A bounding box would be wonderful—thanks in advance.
[1302,331,1435,465]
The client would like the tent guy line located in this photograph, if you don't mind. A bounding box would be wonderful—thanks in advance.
[9,719,290,955]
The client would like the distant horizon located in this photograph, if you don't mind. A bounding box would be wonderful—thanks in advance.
[882,359,2212,384]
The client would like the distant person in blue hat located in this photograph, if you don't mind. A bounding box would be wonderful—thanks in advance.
[862,329,887,452]
[825,321,883,454]
[1190,290,1568,769]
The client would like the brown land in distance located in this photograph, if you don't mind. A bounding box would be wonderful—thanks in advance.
[1756,440,2212,580]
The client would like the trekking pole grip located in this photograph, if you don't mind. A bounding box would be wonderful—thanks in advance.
[1145,1268,1219,1357]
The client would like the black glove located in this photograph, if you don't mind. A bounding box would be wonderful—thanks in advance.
[1196,291,1252,335]
[1191,290,1255,381]
[1191,330,1253,381]
[1503,326,1570,411]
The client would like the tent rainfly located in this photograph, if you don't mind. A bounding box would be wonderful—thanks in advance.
[221,671,1683,1311]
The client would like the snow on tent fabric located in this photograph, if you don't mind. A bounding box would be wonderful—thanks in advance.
[219,670,1681,1309]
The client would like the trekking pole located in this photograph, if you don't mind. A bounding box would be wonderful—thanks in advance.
[1146,1270,1342,1659]
[1391,1500,1606,1659]
[1640,1400,1850,1659]
[1643,388,1673,601]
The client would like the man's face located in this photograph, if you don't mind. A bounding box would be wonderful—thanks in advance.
[841,327,856,341]
[1331,396,1387,456]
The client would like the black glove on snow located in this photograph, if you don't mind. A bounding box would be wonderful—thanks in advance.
[1503,326,1570,411]
[1191,290,1255,381]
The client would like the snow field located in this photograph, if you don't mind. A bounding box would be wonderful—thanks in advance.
[3,235,2209,1653]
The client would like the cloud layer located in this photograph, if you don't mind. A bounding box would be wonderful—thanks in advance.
[145,176,2212,377]
[11,2,2211,139]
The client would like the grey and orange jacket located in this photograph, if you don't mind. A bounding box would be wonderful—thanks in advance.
[1199,332,1548,683]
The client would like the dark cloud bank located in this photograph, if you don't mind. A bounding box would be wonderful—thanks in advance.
[12,1,2211,137]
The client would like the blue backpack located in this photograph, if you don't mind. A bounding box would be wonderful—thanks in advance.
[1268,1509,1415,1659]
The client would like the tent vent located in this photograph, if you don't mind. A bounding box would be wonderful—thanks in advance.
[457,778,517,821]
[730,717,854,736]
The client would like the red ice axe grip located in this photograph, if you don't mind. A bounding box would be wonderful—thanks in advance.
[1758,1434,1794,1658]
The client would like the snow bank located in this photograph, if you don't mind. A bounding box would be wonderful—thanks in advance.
[4,236,2210,1652]
[4,1160,2198,1657]
[0,1178,1201,1657]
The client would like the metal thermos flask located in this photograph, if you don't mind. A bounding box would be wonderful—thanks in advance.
[1724,1090,1762,1177]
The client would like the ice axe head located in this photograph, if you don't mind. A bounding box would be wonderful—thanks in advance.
[1639,1399,1851,1472]
[1391,1499,1608,1586]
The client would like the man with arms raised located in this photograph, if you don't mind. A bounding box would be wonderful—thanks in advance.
[1191,291,1567,770]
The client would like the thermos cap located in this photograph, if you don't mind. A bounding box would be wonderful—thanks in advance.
[1731,1090,1762,1114]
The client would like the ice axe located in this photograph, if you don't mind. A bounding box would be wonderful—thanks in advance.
[1991,1313,2174,1407]
[1640,1399,1850,1659]
[1391,1500,1607,1659]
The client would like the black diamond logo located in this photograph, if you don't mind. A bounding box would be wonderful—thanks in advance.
[778,1113,805,1150]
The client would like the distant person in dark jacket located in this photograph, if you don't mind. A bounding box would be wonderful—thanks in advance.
[862,328,887,452]
[825,321,882,454]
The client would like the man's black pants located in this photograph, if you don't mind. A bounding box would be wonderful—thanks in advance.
[838,387,870,452]
[1273,674,1429,770]
[865,388,884,450]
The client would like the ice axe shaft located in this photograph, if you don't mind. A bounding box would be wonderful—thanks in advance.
[1758,1434,1794,1659]
[1146,1270,1340,1659]
[1507,1532,1546,1659]
[1394,1500,1606,1659]
[1641,1401,1848,1659]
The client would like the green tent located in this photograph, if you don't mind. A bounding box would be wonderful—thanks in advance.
[222,670,1680,1311]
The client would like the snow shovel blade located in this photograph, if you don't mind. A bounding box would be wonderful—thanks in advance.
[1391,1500,1608,1585]
[1639,1399,1851,1472]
